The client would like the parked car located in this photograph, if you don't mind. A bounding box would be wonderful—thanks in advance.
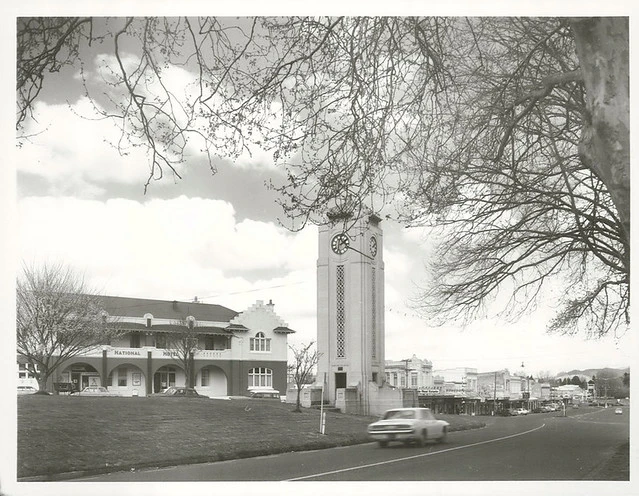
[71,386,119,397]
[367,407,450,447]
[615,408,623,415]
[248,389,281,400]
[17,385,38,395]
[153,386,207,398]
[513,408,529,416]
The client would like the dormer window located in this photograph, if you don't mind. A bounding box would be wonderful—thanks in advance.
[250,332,270,352]
[144,313,153,329]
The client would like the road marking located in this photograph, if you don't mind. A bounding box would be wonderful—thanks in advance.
[285,423,546,481]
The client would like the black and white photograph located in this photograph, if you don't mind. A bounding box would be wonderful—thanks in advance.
[3,2,635,496]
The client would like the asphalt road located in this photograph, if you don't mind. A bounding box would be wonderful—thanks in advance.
[75,406,628,482]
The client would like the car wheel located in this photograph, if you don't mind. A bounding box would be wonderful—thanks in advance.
[417,429,427,447]
[438,426,448,444]
[378,440,388,448]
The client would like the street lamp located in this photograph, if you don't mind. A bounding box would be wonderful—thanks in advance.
[521,362,529,410]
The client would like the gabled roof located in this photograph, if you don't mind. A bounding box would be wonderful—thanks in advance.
[97,295,239,323]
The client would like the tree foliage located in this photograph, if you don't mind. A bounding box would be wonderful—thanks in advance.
[16,16,629,338]
[16,262,121,392]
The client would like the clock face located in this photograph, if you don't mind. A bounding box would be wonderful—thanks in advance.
[369,236,377,257]
[331,233,350,254]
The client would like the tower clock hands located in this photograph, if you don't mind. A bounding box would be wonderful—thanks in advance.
[346,244,374,260]
[331,232,375,260]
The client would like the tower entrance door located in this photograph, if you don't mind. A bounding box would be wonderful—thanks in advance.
[335,372,347,391]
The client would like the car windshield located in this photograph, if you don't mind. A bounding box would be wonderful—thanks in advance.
[383,410,416,420]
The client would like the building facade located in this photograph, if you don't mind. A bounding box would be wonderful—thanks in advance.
[432,367,478,396]
[384,355,434,391]
[25,295,294,397]
[551,384,588,403]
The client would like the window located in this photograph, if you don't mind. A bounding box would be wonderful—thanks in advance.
[250,332,270,352]
[130,332,141,348]
[118,367,128,387]
[156,333,167,349]
[201,368,210,387]
[336,265,345,357]
[248,367,272,388]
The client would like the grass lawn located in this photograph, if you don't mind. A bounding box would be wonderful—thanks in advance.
[17,395,485,479]
[589,441,629,481]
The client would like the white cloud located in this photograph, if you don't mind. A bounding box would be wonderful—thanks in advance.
[18,195,316,274]
[17,194,318,334]
[17,99,155,192]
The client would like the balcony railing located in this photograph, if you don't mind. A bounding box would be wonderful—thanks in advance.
[194,349,230,360]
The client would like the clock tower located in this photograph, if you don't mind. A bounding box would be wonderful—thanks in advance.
[316,212,385,411]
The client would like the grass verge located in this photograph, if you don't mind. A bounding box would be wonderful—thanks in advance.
[587,441,629,481]
[18,395,485,480]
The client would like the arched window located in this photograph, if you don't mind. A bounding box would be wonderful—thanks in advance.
[249,332,270,352]
[248,367,272,388]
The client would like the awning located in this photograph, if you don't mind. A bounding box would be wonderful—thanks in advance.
[273,326,296,334]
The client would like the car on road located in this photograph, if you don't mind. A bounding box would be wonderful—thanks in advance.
[17,385,38,395]
[615,408,623,415]
[71,386,120,397]
[367,407,450,447]
[153,386,207,398]
[513,408,529,415]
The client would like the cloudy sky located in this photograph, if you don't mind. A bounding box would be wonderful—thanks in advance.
[6,10,634,381]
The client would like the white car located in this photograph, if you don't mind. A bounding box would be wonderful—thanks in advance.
[513,408,529,416]
[368,407,450,447]
[71,386,119,397]
[615,408,623,415]
[17,385,38,395]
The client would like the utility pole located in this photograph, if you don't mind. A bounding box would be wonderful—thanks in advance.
[402,358,410,389]
[493,371,498,416]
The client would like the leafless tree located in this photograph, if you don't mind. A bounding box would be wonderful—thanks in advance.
[288,341,321,412]
[16,262,121,392]
[536,371,555,384]
[166,316,201,389]
[16,16,629,338]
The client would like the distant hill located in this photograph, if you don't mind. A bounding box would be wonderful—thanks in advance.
[556,367,629,381]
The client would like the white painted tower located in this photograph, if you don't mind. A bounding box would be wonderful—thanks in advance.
[316,212,385,411]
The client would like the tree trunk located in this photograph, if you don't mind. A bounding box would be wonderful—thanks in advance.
[570,18,630,264]
[295,388,302,412]
[37,374,49,393]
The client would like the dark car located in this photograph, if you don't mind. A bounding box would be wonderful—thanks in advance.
[154,387,207,398]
